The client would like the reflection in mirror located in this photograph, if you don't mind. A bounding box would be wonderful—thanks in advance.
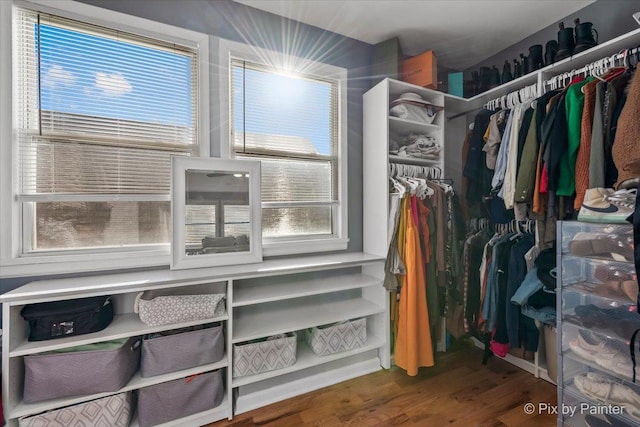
[184,170,250,256]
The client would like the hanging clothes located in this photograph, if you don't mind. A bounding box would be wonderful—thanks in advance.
[394,195,435,375]
[612,68,640,189]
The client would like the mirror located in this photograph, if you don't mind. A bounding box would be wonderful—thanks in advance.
[171,157,262,269]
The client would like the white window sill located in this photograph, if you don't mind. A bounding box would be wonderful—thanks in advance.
[0,238,350,279]
[0,251,170,279]
[262,237,349,257]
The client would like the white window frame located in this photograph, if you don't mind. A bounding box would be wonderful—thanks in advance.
[0,0,210,278]
[218,39,349,256]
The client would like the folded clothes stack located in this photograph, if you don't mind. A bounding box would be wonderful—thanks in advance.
[389,92,443,125]
[389,133,440,160]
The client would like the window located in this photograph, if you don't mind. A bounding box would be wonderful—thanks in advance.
[0,1,209,276]
[222,41,348,255]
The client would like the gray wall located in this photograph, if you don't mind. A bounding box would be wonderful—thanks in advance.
[466,0,639,76]
[1,0,372,293]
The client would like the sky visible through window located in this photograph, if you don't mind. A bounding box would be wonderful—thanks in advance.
[39,24,193,127]
[233,66,333,156]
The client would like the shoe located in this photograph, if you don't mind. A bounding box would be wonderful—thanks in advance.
[569,330,619,361]
[594,349,633,380]
[589,280,638,303]
[578,188,637,223]
[575,375,640,421]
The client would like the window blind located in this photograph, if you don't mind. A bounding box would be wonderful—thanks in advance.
[230,58,339,237]
[16,8,199,200]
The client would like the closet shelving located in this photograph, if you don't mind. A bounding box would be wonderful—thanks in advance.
[364,77,448,353]
[230,267,389,413]
[1,253,387,426]
[452,27,640,387]
[557,222,639,427]
[466,27,640,109]
[2,280,231,427]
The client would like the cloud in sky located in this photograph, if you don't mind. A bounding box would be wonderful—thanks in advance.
[42,64,76,88]
[95,72,133,97]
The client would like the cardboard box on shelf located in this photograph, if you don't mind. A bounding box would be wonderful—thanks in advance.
[403,50,437,89]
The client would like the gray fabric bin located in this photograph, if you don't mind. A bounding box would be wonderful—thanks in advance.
[141,323,224,377]
[23,337,141,403]
[137,370,224,427]
[19,392,133,427]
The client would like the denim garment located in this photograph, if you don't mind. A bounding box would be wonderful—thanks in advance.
[521,305,557,325]
[510,267,544,306]
[491,112,514,190]
[505,235,535,347]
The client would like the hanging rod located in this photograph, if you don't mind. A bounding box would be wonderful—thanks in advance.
[448,45,639,120]
[543,46,639,90]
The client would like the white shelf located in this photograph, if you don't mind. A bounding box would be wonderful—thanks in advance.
[232,272,380,306]
[234,351,382,414]
[389,115,441,133]
[9,312,228,357]
[0,252,384,304]
[388,155,441,166]
[233,297,384,343]
[9,358,228,419]
[232,334,384,387]
[129,393,229,427]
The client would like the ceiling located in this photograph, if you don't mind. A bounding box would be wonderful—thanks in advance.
[233,0,595,70]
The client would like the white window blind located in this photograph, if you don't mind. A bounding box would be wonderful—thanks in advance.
[15,7,199,252]
[230,59,339,239]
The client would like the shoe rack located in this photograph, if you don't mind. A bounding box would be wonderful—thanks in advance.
[557,221,640,427]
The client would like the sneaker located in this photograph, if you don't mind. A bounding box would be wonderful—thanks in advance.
[594,349,634,380]
[578,188,637,223]
[575,375,640,421]
[569,331,620,362]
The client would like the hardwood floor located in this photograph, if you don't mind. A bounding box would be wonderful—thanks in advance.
[208,345,558,427]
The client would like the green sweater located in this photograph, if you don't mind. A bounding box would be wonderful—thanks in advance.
[557,77,593,197]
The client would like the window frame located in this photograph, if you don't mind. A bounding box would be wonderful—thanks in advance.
[0,0,210,278]
[218,39,349,256]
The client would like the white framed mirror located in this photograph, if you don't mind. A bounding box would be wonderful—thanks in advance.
[171,157,262,270]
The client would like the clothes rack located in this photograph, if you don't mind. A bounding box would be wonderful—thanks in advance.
[543,46,639,91]
[483,83,539,111]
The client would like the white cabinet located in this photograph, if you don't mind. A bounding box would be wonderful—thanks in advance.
[1,253,386,426]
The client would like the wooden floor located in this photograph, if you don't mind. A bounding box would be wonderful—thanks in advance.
[208,345,558,427]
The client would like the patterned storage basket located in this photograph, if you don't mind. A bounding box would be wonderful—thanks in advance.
[19,392,133,427]
[233,332,297,377]
[305,318,367,356]
[134,284,226,327]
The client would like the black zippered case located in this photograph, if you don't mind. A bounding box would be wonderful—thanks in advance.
[20,296,114,341]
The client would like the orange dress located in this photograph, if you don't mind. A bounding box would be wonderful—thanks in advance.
[394,198,435,375]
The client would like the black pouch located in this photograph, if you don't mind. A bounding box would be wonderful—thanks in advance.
[21,296,114,341]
